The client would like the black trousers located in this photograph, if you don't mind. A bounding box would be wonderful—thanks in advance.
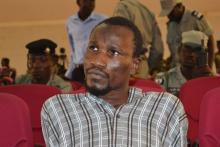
[71,65,85,84]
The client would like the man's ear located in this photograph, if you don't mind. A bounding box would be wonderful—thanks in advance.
[130,57,139,75]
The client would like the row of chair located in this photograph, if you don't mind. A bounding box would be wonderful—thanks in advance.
[0,77,220,146]
[178,76,220,145]
[0,84,61,146]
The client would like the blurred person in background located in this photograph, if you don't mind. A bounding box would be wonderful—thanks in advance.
[16,39,72,92]
[0,57,16,85]
[160,0,214,69]
[65,0,107,83]
[113,0,164,78]
[155,30,213,96]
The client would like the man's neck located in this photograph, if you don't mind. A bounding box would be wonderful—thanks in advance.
[180,66,193,80]
[100,87,129,108]
[78,11,92,21]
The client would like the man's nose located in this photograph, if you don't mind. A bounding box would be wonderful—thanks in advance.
[32,59,43,68]
[91,51,108,68]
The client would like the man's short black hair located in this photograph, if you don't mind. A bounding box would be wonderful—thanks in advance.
[1,58,10,66]
[92,16,145,58]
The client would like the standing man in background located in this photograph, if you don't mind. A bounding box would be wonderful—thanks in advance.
[65,0,107,83]
[159,0,214,68]
[113,0,164,78]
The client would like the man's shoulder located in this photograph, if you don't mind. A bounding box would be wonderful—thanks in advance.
[67,13,78,21]
[43,93,86,108]
[142,91,181,108]
[184,9,205,21]
[156,67,177,78]
[190,10,204,20]
[155,67,179,84]
[92,12,108,19]
[49,75,72,91]
[16,74,31,84]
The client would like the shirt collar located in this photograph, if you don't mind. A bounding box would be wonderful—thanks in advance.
[73,12,97,21]
[177,65,187,83]
[85,87,144,106]
[180,9,191,23]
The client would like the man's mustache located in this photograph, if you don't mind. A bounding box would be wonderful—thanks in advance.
[86,67,109,79]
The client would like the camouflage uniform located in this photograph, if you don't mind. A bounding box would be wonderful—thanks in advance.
[155,65,186,96]
[16,74,72,92]
[167,9,213,67]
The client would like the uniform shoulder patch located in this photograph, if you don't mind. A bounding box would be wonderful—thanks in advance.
[191,10,203,20]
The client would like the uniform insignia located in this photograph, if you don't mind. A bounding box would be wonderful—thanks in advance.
[192,10,203,20]
[45,48,51,54]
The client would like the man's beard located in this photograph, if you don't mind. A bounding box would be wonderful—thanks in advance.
[85,82,112,97]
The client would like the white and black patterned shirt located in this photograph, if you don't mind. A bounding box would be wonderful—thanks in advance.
[41,87,188,147]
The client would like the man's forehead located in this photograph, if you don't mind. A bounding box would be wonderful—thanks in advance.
[91,24,133,37]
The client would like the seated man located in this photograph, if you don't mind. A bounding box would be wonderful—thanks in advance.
[16,39,72,92]
[155,30,213,96]
[41,17,188,147]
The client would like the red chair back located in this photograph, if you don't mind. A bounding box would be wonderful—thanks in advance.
[71,79,164,94]
[0,93,33,147]
[179,76,220,142]
[129,79,164,92]
[70,80,84,91]
[0,84,61,146]
[199,87,220,147]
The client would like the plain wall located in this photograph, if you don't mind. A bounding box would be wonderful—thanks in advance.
[0,0,220,75]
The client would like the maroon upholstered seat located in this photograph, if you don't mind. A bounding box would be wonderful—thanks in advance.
[0,84,61,146]
[199,87,220,147]
[0,93,33,147]
[179,76,220,143]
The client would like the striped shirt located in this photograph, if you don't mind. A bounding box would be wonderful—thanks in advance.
[41,87,188,147]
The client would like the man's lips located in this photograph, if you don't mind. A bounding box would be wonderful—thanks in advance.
[87,68,108,79]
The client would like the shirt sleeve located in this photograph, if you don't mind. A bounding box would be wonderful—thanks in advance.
[149,19,164,69]
[65,19,76,79]
[113,2,131,19]
[196,16,213,37]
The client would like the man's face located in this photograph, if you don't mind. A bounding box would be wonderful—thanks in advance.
[78,0,95,14]
[27,54,54,84]
[217,42,220,50]
[84,24,138,96]
[179,45,199,68]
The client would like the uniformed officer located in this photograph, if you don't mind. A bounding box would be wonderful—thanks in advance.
[159,0,214,69]
[155,30,213,96]
[16,39,72,92]
[113,0,164,78]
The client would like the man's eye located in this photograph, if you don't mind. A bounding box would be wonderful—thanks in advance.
[88,45,98,52]
[108,48,120,56]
